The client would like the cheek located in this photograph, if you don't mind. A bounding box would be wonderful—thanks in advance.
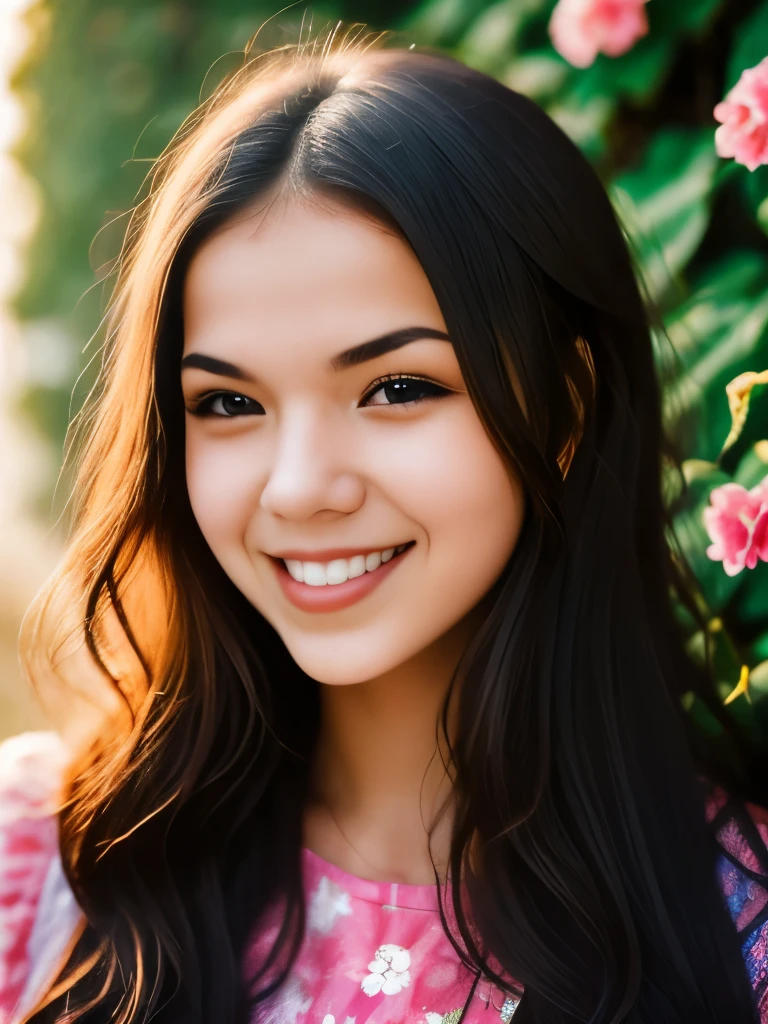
[185,431,259,549]
[379,406,524,576]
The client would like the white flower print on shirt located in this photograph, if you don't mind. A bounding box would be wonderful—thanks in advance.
[361,943,412,996]
[308,875,353,935]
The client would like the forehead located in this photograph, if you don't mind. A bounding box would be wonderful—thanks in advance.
[182,198,445,364]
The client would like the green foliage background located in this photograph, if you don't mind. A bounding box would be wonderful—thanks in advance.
[10,0,768,781]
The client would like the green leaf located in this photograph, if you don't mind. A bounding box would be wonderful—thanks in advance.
[727,561,768,634]
[684,692,748,779]
[759,196,768,236]
[733,442,768,491]
[458,0,547,74]
[726,0,768,92]
[689,249,768,303]
[609,129,719,305]
[567,33,676,105]
[684,691,727,738]
[662,252,768,456]
[545,92,615,161]
[742,661,768,740]
[739,164,768,237]
[502,50,569,101]
[397,0,487,46]
[749,659,768,708]
[753,635,768,663]
[648,0,725,36]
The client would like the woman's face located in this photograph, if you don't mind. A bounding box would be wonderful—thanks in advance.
[181,197,525,685]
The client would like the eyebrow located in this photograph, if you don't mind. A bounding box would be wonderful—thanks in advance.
[180,326,452,380]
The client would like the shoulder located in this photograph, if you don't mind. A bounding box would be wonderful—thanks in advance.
[703,779,768,1020]
[0,730,73,1021]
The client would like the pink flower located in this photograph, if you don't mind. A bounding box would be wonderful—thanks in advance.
[548,0,649,69]
[703,476,768,576]
[714,57,768,172]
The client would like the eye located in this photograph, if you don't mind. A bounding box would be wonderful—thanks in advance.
[360,374,453,408]
[189,391,264,417]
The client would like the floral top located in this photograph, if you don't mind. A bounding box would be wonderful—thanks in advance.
[2,730,768,1024]
[244,847,522,1023]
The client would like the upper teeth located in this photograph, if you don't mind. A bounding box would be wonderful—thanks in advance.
[284,544,410,586]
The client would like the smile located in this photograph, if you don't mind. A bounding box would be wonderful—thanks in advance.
[284,543,413,585]
[269,541,415,613]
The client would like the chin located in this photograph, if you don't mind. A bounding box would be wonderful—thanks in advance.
[277,624,423,688]
[285,648,398,687]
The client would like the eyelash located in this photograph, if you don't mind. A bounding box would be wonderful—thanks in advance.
[188,374,453,418]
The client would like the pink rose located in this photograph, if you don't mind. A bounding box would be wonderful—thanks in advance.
[714,56,768,172]
[548,0,649,69]
[703,476,768,576]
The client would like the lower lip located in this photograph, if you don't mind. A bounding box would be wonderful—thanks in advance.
[270,545,414,613]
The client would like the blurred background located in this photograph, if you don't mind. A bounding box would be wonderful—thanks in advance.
[0,0,767,759]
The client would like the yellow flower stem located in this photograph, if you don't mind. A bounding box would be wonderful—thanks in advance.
[723,664,751,706]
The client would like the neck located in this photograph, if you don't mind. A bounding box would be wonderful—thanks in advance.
[304,613,480,886]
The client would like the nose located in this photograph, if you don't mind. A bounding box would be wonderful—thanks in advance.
[259,405,365,521]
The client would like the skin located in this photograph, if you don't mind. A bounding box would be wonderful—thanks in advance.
[181,196,526,884]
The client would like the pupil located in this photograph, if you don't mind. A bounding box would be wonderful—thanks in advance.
[223,395,248,415]
[385,380,426,404]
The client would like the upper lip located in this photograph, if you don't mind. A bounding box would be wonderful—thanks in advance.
[268,542,413,562]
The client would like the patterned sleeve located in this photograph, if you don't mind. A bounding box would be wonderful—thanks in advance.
[705,781,768,1022]
[0,731,71,1023]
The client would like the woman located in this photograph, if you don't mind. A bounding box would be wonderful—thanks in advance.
[1,25,767,1024]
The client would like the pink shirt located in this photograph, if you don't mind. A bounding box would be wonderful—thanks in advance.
[2,730,768,1023]
[245,846,522,1023]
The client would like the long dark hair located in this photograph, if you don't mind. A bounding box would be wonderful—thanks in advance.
[23,25,765,1024]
